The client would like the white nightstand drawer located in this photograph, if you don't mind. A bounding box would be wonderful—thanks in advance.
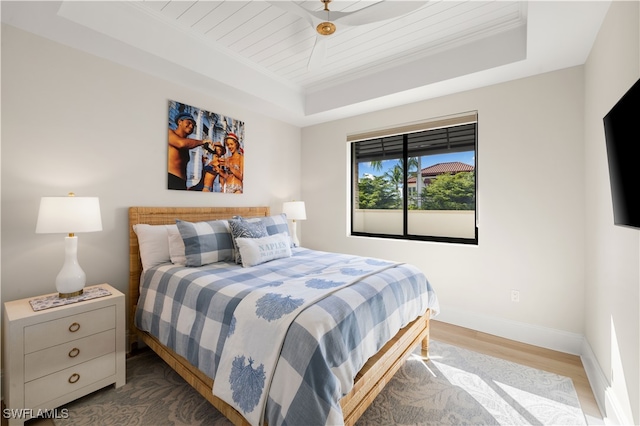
[24,352,116,408]
[24,329,116,382]
[24,306,115,354]
[4,284,125,425]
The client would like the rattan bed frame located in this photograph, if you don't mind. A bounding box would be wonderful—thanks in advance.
[128,206,431,426]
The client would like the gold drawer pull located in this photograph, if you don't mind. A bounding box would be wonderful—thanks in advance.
[68,322,81,332]
[68,347,80,358]
[68,373,80,384]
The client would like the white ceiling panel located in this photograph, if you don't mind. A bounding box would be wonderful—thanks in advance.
[129,0,528,88]
[1,1,611,126]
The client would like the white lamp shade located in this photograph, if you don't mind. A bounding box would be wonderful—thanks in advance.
[282,201,306,221]
[36,196,102,234]
[36,195,102,298]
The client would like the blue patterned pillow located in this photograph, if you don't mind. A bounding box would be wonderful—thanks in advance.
[243,214,293,247]
[229,218,269,264]
[262,214,291,239]
[175,219,235,266]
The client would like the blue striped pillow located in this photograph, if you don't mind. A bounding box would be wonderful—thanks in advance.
[175,219,235,266]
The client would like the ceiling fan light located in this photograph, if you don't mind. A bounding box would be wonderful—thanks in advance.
[316,21,336,36]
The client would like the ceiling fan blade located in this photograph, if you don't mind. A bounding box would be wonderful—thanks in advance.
[307,35,327,70]
[327,1,428,27]
[266,1,319,27]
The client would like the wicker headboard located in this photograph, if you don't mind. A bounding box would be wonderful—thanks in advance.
[128,206,270,350]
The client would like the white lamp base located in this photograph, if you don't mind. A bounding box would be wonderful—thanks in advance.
[56,236,86,298]
[290,220,300,247]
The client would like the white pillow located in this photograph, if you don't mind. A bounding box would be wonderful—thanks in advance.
[133,224,172,270]
[167,225,187,265]
[235,233,292,267]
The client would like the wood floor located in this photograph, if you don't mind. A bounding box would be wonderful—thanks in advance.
[9,320,603,425]
[430,319,603,423]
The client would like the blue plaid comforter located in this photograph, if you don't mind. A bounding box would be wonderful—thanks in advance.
[135,248,439,425]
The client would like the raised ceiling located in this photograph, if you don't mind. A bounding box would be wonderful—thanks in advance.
[2,1,611,126]
[131,1,526,89]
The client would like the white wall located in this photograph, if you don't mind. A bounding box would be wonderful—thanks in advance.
[584,1,639,424]
[0,25,302,306]
[300,3,640,423]
[301,67,587,353]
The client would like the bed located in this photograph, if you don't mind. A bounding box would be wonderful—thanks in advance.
[128,206,439,426]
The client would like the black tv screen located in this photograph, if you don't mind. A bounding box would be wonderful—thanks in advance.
[603,77,640,230]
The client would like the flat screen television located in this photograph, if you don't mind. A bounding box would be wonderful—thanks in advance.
[603,77,640,230]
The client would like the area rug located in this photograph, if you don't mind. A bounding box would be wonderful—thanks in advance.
[55,340,586,425]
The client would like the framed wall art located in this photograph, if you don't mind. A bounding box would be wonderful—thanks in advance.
[168,100,245,193]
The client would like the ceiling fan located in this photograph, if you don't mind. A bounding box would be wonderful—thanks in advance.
[269,1,427,69]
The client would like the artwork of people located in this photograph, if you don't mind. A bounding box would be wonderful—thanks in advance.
[168,100,244,193]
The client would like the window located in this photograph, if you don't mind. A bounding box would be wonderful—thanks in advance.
[350,112,478,244]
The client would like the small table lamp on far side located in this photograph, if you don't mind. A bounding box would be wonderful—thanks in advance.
[282,200,306,247]
[35,192,103,298]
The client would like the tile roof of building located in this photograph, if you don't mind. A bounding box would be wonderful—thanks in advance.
[407,162,475,183]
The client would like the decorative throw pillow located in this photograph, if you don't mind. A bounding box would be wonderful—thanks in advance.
[243,214,294,247]
[228,218,269,264]
[133,224,172,270]
[235,233,292,267]
[261,213,291,240]
[175,219,235,267]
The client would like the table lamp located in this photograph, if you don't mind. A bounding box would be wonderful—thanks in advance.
[35,193,103,298]
[282,200,306,247]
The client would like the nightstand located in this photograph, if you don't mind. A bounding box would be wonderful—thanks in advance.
[2,284,125,425]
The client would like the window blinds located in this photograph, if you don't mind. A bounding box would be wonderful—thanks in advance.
[351,112,477,162]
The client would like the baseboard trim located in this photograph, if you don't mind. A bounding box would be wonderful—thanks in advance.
[435,307,584,355]
[580,340,631,425]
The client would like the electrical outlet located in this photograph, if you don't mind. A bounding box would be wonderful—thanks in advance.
[511,289,520,302]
